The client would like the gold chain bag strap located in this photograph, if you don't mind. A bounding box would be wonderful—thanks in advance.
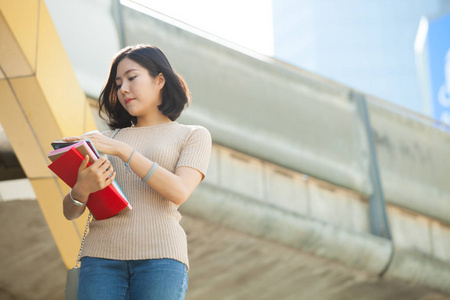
[64,128,121,299]
[65,212,92,300]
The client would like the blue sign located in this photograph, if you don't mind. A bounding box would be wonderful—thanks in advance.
[426,13,450,125]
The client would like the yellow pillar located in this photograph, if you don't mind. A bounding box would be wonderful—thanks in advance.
[0,0,97,268]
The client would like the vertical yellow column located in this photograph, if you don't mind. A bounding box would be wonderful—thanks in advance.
[0,0,97,268]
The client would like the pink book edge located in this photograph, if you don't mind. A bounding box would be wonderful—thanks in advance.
[48,141,94,157]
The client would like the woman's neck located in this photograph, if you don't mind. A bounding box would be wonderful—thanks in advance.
[134,114,171,127]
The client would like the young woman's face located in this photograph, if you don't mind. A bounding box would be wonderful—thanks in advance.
[115,57,165,118]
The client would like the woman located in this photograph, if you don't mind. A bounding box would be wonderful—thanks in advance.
[62,44,211,299]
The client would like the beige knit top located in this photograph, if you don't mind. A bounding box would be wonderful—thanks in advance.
[80,121,212,270]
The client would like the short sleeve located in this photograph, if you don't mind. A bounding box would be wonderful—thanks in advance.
[176,126,212,181]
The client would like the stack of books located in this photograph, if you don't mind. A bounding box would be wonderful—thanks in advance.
[48,140,132,220]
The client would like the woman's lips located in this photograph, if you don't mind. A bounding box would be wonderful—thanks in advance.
[125,98,134,104]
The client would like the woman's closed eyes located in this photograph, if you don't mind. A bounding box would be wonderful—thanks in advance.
[116,76,137,89]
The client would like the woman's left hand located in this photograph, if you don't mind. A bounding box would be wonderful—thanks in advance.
[62,132,125,157]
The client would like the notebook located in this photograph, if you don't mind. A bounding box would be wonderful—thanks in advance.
[48,144,131,220]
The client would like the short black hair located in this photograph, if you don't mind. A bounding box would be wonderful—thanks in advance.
[99,44,190,129]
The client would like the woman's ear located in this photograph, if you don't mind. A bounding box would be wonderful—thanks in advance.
[157,73,165,89]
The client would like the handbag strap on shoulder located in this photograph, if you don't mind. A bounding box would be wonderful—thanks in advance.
[110,128,121,139]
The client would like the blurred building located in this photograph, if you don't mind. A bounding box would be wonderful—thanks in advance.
[273,0,450,115]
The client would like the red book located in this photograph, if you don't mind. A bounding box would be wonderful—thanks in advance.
[48,147,131,220]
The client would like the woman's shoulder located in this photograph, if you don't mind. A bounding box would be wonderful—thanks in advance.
[176,123,211,138]
[175,124,211,147]
[176,123,209,132]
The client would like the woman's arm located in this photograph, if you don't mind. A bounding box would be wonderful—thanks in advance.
[62,190,87,220]
[63,155,116,220]
[117,145,203,205]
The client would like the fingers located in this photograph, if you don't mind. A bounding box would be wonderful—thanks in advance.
[90,157,107,168]
[62,134,98,142]
[98,158,111,174]
[79,157,115,189]
[98,162,115,189]
[78,155,90,171]
[84,157,111,175]
[99,160,113,176]
[62,136,81,142]
[92,158,114,183]
[63,130,101,142]
[103,171,117,188]
[82,130,100,136]
[81,132,102,141]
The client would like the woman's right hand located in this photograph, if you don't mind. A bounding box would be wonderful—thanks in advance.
[71,155,116,202]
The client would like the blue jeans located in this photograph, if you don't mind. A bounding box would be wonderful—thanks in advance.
[78,257,188,300]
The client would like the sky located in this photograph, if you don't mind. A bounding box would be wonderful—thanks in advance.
[130,0,274,56]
